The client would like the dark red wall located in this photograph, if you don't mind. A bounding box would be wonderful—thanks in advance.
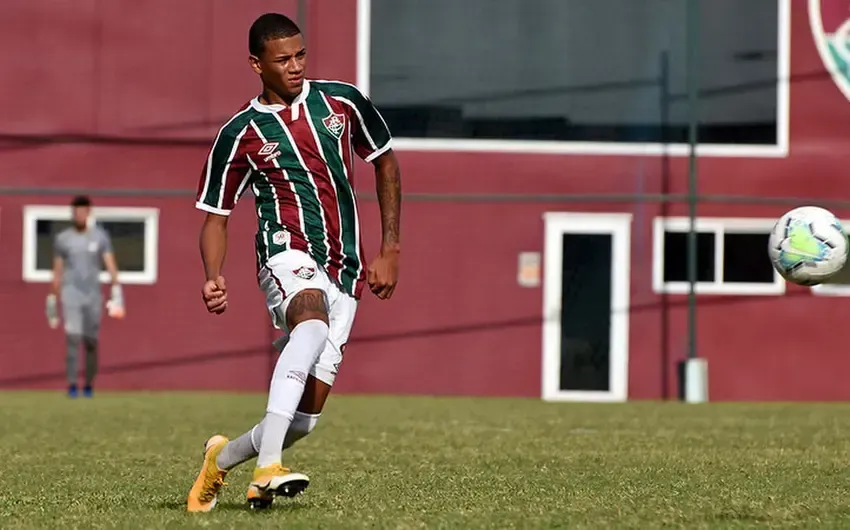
[2,1,850,401]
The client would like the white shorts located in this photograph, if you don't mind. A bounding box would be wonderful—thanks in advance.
[258,249,357,386]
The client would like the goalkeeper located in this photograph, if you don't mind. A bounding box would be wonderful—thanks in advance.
[45,195,125,398]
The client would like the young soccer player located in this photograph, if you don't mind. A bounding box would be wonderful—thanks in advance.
[47,195,125,398]
[186,12,402,512]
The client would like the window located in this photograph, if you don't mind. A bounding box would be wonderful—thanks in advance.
[653,217,784,295]
[23,205,159,284]
[363,0,788,156]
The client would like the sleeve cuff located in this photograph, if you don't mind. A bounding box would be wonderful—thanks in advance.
[195,202,232,216]
[363,139,393,163]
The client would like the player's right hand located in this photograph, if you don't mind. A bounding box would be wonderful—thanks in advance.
[202,276,228,315]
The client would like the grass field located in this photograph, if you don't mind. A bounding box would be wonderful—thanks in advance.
[2,392,850,529]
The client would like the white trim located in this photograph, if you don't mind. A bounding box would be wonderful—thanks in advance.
[250,81,311,116]
[22,205,159,285]
[810,283,850,296]
[541,212,631,402]
[389,139,786,158]
[357,0,790,158]
[777,0,791,155]
[363,139,393,162]
[195,202,231,216]
[356,0,371,97]
[652,216,786,295]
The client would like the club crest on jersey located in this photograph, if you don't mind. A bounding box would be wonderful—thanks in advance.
[258,142,281,162]
[293,266,316,280]
[322,112,345,139]
[810,0,850,102]
[272,230,290,246]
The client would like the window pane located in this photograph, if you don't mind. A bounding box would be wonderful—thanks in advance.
[34,219,146,273]
[663,231,715,283]
[722,232,775,283]
[370,0,778,144]
[35,219,72,271]
[99,221,146,272]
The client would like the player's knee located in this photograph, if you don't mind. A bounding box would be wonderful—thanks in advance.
[66,334,82,349]
[285,289,329,329]
[283,411,321,449]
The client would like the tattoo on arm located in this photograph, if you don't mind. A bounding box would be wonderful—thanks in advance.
[375,153,401,248]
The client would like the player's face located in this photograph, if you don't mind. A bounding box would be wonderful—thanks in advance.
[72,206,89,229]
[250,34,307,102]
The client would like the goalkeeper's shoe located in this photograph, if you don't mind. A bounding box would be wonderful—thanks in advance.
[246,464,309,510]
[186,435,229,513]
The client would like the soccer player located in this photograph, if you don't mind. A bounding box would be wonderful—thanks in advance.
[186,13,402,512]
[46,195,125,398]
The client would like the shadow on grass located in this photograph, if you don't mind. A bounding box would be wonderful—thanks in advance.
[157,500,309,513]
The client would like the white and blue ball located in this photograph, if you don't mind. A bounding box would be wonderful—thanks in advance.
[767,206,849,286]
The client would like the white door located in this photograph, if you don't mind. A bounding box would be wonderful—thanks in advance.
[541,213,632,402]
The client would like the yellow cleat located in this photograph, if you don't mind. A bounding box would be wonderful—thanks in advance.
[186,435,229,513]
[246,463,310,510]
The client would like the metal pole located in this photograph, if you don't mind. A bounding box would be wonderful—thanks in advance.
[686,0,700,362]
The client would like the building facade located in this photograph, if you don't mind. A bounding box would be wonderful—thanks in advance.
[1,0,849,401]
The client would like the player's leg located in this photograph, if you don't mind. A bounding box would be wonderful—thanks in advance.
[187,250,329,512]
[81,300,102,398]
[62,300,84,398]
[282,290,357,447]
[249,264,330,504]
[245,289,356,508]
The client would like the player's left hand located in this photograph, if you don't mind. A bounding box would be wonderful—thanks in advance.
[367,246,399,300]
[202,276,228,314]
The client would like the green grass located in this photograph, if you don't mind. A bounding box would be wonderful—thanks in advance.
[2,392,850,529]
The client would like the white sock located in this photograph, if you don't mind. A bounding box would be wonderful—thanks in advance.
[284,412,321,449]
[256,319,328,468]
[216,427,258,470]
[215,411,323,470]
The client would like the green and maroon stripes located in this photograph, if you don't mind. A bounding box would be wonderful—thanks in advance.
[252,113,328,265]
[310,80,392,161]
[304,91,362,293]
[197,109,255,212]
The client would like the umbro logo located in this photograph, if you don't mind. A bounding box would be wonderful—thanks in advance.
[258,142,281,162]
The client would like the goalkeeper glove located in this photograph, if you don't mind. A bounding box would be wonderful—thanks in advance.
[106,284,125,319]
[46,294,59,329]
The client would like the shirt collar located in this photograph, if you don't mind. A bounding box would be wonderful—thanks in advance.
[250,80,310,120]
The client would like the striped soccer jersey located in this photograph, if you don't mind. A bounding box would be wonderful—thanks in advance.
[195,80,393,299]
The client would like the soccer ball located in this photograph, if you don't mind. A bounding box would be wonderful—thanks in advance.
[768,206,849,286]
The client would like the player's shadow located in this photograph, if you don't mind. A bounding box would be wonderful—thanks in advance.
[158,500,308,513]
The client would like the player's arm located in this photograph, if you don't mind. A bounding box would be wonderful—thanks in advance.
[335,83,402,299]
[47,236,64,328]
[51,255,63,297]
[100,230,125,318]
[199,213,228,282]
[195,124,252,313]
[103,252,119,286]
[373,150,402,255]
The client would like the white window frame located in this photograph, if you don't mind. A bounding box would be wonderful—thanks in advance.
[22,205,159,285]
[542,212,632,402]
[653,216,785,295]
[810,219,850,296]
[357,0,790,158]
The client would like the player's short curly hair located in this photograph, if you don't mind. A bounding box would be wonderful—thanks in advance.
[249,13,301,57]
[71,195,91,208]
